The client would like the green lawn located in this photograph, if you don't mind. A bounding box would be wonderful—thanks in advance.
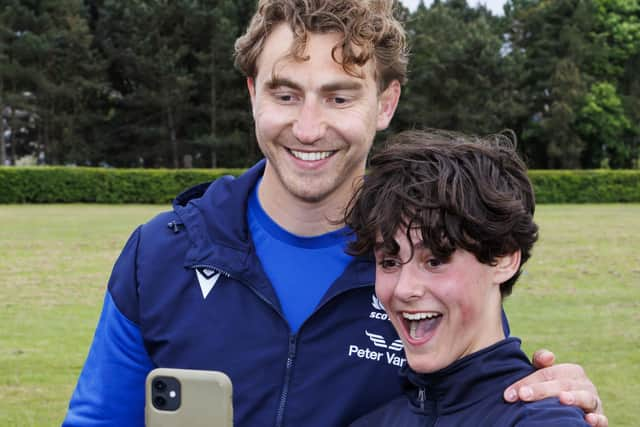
[1,204,638,426]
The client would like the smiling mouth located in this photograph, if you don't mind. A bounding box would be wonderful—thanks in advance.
[289,149,336,161]
[402,311,443,340]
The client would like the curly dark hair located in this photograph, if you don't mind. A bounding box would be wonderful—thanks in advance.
[234,0,408,91]
[344,130,539,297]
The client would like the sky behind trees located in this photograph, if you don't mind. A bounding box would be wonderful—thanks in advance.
[400,0,506,15]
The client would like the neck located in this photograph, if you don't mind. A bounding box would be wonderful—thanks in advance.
[258,167,360,237]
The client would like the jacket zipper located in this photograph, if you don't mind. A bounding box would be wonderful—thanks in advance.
[275,335,297,427]
[189,264,368,426]
[190,264,298,426]
[418,387,426,411]
[418,387,439,427]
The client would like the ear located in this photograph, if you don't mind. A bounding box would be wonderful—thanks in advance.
[247,77,257,113]
[492,250,521,286]
[376,80,401,131]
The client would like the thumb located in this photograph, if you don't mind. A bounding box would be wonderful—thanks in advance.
[532,349,555,369]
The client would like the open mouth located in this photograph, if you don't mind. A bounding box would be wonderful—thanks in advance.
[402,311,443,340]
[289,149,336,162]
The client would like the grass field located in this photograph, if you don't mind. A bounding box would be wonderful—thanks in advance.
[1,204,639,426]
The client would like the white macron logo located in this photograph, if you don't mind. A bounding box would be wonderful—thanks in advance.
[196,268,221,299]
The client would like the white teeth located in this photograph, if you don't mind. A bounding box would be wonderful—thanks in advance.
[410,321,417,338]
[405,312,442,340]
[402,312,441,320]
[290,150,333,161]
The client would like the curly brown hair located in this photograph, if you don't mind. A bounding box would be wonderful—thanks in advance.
[234,0,408,91]
[344,130,539,297]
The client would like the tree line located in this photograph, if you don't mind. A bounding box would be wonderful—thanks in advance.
[1,0,638,169]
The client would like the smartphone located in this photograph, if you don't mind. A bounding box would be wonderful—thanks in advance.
[145,368,233,427]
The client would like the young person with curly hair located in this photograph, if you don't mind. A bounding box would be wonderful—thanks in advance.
[346,130,589,426]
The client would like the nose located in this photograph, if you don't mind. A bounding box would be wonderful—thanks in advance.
[292,99,326,144]
[393,263,426,302]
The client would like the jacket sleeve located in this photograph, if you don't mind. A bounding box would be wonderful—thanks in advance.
[62,227,155,427]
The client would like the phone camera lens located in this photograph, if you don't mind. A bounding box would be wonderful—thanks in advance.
[154,380,166,391]
[154,396,167,407]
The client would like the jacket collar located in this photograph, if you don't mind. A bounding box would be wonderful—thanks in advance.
[403,337,532,415]
[171,160,375,300]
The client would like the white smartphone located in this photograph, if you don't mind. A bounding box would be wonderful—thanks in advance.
[145,368,233,427]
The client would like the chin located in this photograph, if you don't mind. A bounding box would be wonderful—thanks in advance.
[286,180,339,203]
[407,354,451,374]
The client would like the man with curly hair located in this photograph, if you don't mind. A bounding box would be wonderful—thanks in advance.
[63,1,607,426]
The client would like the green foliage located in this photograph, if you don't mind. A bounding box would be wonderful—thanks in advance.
[592,0,640,75]
[1,166,640,204]
[0,167,244,203]
[577,82,632,167]
[506,0,595,168]
[529,169,640,202]
[396,1,510,135]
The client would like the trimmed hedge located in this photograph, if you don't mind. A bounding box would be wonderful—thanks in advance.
[0,167,245,204]
[529,170,640,203]
[1,167,639,204]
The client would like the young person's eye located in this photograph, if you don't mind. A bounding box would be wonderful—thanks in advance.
[425,258,444,269]
[378,258,400,270]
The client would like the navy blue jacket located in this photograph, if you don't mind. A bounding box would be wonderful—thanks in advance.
[63,161,406,427]
[350,338,588,427]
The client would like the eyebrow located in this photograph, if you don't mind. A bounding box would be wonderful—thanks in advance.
[266,77,302,91]
[265,77,364,93]
[320,81,363,92]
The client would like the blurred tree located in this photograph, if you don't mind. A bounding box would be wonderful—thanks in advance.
[588,0,640,167]
[505,0,595,168]
[396,0,517,137]
[0,0,105,165]
[91,0,198,168]
[91,0,257,168]
[577,81,632,167]
[186,0,256,168]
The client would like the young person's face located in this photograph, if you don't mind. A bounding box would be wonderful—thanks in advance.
[247,24,400,204]
[374,228,518,373]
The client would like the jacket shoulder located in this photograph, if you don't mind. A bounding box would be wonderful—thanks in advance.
[508,399,590,426]
[108,208,188,325]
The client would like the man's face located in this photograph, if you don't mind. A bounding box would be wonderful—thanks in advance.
[248,24,400,205]
[374,228,516,373]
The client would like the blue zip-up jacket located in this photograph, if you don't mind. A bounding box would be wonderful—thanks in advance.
[350,338,588,427]
[63,161,406,427]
